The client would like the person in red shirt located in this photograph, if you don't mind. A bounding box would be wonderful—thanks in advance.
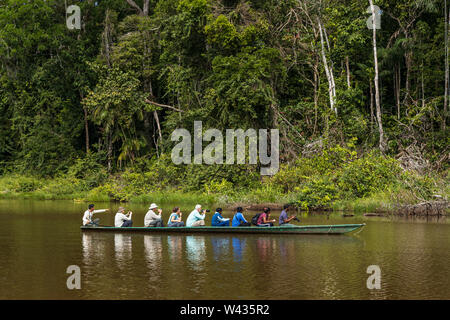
[257,207,276,227]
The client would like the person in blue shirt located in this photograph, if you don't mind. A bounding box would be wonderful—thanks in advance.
[167,207,185,227]
[232,207,251,227]
[211,208,230,226]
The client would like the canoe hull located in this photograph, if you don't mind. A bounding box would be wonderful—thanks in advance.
[80,224,365,235]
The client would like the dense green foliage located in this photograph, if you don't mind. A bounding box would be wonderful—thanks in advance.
[0,0,448,209]
[1,144,446,212]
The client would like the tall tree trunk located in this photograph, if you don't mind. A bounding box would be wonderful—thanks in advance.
[444,0,449,131]
[318,18,337,114]
[404,48,412,104]
[345,56,351,88]
[324,25,337,105]
[370,81,374,127]
[84,106,90,153]
[153,110,162,157]
[369,0,386,152]
[102,10,114,68]
[80,89,89,153]
[313,55,319,134]
[395,64,401,119]
[421,60,425,108]
[107,131,113,173]
[143,0,149,16]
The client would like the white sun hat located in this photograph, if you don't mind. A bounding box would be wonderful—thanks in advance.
[149,203,158,210]
[195,204,202,210]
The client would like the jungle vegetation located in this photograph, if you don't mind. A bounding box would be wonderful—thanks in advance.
[0,0,448,210]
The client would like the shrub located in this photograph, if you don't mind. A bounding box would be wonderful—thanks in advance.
[67,154,108,190]
[0,175,43,193]
[293,177,339,209]
[337,151,402,198]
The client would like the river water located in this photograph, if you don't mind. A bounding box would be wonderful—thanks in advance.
[0,199,448,299]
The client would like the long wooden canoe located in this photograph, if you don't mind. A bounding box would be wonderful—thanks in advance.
[80,223,365,235]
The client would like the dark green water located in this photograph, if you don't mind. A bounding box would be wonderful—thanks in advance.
[0,199,448,299]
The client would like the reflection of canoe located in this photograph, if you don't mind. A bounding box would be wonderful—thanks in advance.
[80,223,365,235]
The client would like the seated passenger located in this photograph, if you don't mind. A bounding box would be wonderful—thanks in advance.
[279,204,298,226]
[114,207,133,227]
[211,208,230,226]
[82,204,109,226]
[144,203,164,227]
[167,207,185,227]
[257,207,275,227]
[186,204,206,227]
[232,207,251,227]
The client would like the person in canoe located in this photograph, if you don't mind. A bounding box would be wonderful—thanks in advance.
[144,203,164,227]
[167,207,185,227]
[211,208,230,226]
[279,204,299,226]
[257,207,276,227]
[232,207,251,227]
[82,204,109,226]
[186,204,207,227]
[114,207,133,227]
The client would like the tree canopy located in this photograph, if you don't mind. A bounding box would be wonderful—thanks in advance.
[0,0,448,177]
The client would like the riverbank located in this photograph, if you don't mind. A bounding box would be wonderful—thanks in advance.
[1,146,448,214]
[1,175,448,215]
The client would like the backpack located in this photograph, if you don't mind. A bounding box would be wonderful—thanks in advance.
[251,213,262,226]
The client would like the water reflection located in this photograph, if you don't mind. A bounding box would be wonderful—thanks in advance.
[210,236,230,261]
[167,235,183,262]
[278,237,296,265]
[114,233,132,269]
[185,236,206,272]
[82,233,106,265]
[143,235,163,284]
[232,237,246,263]
[256,237,277,263]
[322,268,342,300]
[2,196,449,299]
[144,235,163,266]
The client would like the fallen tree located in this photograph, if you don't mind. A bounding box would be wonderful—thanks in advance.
[397,200,449,216]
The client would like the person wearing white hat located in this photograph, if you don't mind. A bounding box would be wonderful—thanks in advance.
[144,203,164,227]
[186,204,207,227]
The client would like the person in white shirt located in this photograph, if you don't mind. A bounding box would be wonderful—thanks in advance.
[115,207,133,227]
[186,204,207,227]
[82,204,109,226]
[144,203,164,227]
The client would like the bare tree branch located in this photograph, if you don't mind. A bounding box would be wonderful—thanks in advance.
[126,0,143,15]
[145,99,184,112]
